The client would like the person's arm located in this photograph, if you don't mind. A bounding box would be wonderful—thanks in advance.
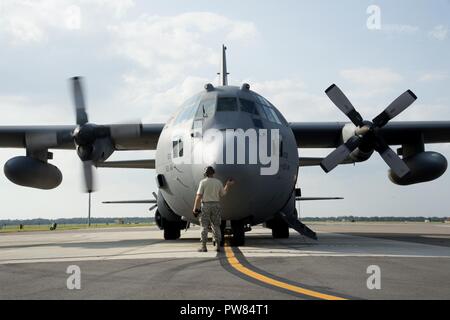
[193,181,204,216]
[193,194,202,213]
[220,179,235,197]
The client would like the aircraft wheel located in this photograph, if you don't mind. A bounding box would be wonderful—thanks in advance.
[272,222,289,239]
[163,221,181,240]
[231,222,245,247]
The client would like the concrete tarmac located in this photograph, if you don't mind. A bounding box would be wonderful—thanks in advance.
[1,222,450,300]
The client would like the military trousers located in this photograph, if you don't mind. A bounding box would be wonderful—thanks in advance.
[199,202,222,247]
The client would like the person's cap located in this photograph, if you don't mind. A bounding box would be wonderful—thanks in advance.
[204,166,215,176]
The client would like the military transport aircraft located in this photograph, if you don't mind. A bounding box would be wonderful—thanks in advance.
[1,45,449,246]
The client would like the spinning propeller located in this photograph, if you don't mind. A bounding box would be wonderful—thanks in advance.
[71,77,98,193]
[69,77,142,225]
[320,84,417,178]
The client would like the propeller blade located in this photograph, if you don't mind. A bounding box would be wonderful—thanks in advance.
[375,137,410,178]
[325,84,364,127]
[83,160,96,193]
[149,204,158,211]
[372,90,417,127]
[71,77,89,126]
[152,192,158,200]
[320,136,361,173]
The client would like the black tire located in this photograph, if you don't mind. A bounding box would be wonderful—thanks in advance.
[163,221,181,240]
[231,222,245,247]
[272,220,290,239]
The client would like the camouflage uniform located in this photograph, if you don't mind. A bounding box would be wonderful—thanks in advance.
[200,202,222,248]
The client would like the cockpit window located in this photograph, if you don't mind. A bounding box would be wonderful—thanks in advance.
[262,106,277,122]
[251,93,286,126]
[273,108,288,126]
[255,94,270,106]
[255,101,283,125]
[174,94,201,125]
[217,97,238,112]
[239,98,259,115]
[264,106,282,124]
[195,98,216,118]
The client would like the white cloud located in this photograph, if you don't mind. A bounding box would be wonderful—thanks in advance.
[0,0,135,45]
[340,67,403,87]
[429,25,449,41]
[339,67,403,99]
[246,75,448,126]
[108,12,258,80]
[250,79,342,122]
[5,17,46,44]
[132,75,212,123]
[418,72,449,82]
[105,12,259,123]
[0,95,71,125]
[1,8,260,125]
[396,103,450,121]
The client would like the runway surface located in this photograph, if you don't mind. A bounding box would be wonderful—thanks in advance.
[1,222,450,300]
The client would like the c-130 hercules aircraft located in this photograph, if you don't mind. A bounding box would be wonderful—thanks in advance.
[2,45,450,246]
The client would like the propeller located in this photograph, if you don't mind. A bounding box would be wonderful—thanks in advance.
[321,84,417,178]
[149,192,158,211]
[70,77,143,192]
[70,77,98,193]
[67,77,144,226]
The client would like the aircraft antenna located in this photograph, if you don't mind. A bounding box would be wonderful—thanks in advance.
[218,44,229,86]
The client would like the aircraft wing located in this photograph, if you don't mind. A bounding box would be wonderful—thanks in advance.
[290,121,450,148]
[296,197,343,201]
[0,124,164,150]
[299,157,355,167]
[103,200,157,204]
[96,160,155,169]
[291,120,450,180]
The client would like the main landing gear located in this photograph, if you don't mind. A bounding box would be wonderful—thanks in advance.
[266,215,290,239]
[162,219,187,240]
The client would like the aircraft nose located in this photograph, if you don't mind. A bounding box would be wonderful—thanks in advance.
[193,128,282,221]
[213,163,263,220]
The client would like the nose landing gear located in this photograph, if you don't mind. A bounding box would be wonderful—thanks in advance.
[220,220,251,247]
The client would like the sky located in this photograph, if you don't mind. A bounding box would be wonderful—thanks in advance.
[0,0,449,219]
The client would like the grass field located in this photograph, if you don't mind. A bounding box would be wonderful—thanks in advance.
[0,223,155,233]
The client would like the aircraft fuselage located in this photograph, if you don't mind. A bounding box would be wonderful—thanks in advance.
[155,85,299,225]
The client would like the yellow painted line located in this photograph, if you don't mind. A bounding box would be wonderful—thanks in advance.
[224,244,347,300]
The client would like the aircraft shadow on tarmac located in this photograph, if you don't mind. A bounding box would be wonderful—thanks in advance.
[341,232,450,248]
[0,234,316,251]
[0,239,167,250]
[3,231,448,254]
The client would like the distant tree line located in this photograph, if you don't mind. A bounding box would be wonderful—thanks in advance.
[1,216,448,227]
[301,216,449,222]
[0,217,154,226]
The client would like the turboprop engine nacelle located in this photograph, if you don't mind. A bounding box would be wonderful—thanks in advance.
[389,151,448,186]
[341,123,374,162]
[4,156,62,190]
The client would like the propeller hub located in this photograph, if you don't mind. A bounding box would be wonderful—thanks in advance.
[355,122,373,137]
[73,124,96,146]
